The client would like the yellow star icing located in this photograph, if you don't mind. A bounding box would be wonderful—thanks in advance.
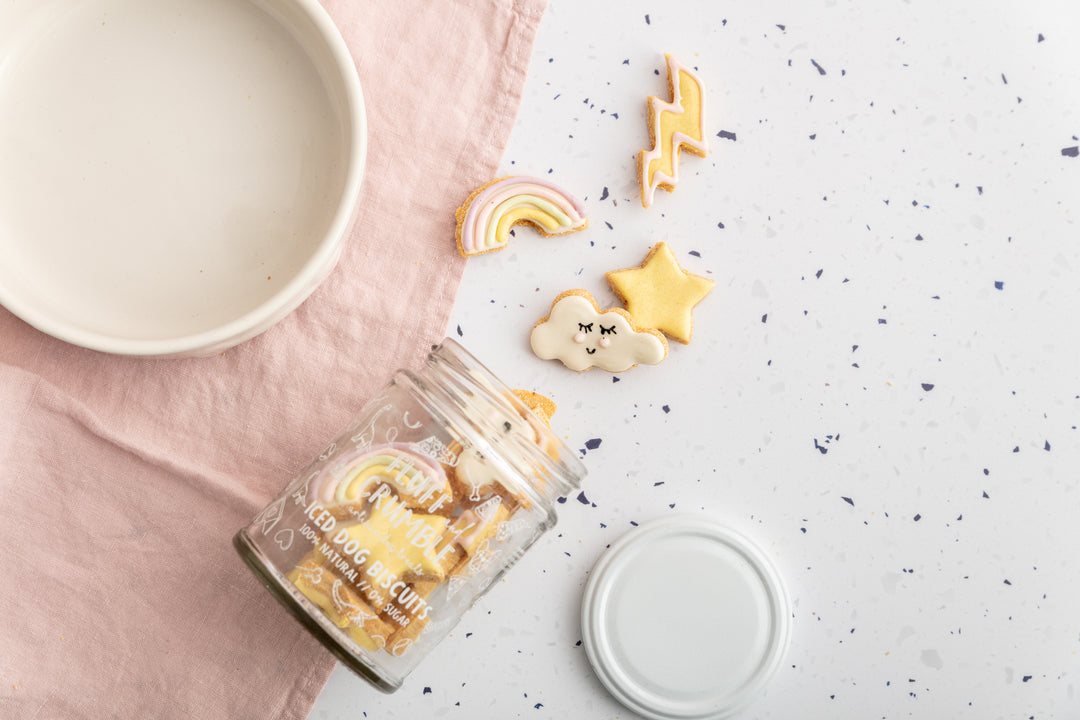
[605,242,715,344]
[346,497,450,583]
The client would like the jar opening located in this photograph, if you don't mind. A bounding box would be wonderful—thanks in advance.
[411,339,584,506]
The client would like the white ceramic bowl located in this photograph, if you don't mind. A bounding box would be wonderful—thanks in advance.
[0,0,365,356]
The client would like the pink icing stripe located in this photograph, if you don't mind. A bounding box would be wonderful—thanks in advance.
[472,185,585,251]
[461,176,586,253]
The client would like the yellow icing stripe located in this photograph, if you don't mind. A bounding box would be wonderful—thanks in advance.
[333,454,425,504]
[341,463,392,502]
[648,68,705,186]
[495,207,561,243]
[484,195,573,249]
[346,625,381,651]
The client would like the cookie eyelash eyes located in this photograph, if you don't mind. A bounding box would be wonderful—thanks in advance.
[599,325,616,336]
[578,322,593,333]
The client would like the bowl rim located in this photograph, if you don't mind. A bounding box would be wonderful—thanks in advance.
[0,0,367,358]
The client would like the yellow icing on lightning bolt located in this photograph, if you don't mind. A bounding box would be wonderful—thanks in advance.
[638,55,708,208]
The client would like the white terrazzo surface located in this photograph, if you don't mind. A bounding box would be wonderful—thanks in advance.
[311,1,1080,717]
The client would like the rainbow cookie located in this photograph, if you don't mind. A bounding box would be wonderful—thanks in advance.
[605,242,714,344]
[455,175,588,257]
[530,289,668,372]
[316,444,454,519]
[639,55,708,208]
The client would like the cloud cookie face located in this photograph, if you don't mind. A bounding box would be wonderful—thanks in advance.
[530,291,667,372]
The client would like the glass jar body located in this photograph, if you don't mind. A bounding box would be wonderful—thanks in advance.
[234,339,584,692]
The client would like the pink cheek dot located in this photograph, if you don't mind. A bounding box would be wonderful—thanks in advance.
[573,332,586,344]
[599,337,611,349]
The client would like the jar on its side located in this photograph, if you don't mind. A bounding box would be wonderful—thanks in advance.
[234,339,586,692]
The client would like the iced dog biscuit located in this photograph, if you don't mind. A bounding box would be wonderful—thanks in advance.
[317,445,455,522]
[287,405,560,656]
[455,175,588,257]
[446,389,559,509]
[638,54,708,208]
[383,579,442,656]
[288,553,393,651]
[605,242,715,345]
[447,498,512,557]
[341,494,451,584]
[530,289,668,372]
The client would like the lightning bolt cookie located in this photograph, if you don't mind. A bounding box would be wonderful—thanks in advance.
[638,55,708,208]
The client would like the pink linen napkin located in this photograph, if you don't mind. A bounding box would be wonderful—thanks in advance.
[0,0,545,717]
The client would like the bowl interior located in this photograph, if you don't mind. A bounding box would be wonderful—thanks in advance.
[0,0,363,355]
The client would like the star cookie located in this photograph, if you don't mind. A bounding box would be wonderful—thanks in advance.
[605,242,714,344]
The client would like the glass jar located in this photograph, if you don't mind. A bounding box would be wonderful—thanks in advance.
[234,339,586,692]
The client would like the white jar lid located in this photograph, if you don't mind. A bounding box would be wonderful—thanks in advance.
[581,515,791,720]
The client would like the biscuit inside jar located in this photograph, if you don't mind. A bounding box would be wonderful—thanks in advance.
[286,433,537,656]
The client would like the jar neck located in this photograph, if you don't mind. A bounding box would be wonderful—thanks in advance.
[400,339,584,509]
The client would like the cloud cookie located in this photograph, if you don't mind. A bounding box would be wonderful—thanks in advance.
[530,290,667,372]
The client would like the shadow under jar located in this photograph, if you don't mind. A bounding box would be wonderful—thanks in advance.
[234,339,586,692]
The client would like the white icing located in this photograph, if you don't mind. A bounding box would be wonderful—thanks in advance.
[530,294,666,372]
